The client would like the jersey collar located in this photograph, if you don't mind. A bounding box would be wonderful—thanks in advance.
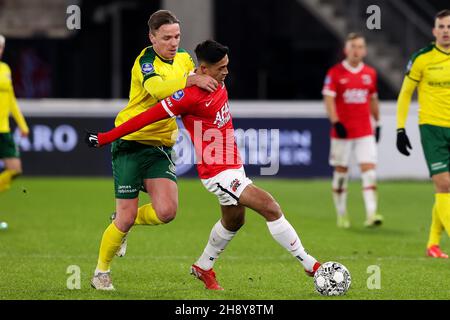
[342,60,364,74]
[434,43,450,55]
[152,47,174,65]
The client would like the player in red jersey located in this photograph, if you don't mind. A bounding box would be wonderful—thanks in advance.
[322,33,383,229]
[86,40,320,290]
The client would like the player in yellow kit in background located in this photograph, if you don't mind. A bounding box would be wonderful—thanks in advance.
[396,9,450,258]
[0,34,29,229]
[90,10,219,290]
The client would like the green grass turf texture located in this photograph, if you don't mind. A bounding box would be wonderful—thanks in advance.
[0,177,448,300]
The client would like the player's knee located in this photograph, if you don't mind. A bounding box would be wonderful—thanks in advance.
[122,215,137,229]
[262,199,282,220]
[154,203,178,223]
[115,211,137,231]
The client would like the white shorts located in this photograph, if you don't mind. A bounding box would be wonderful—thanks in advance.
[201,167,253,206]
[329,135,377,167]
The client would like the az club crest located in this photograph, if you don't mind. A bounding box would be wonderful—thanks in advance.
[230,179,242,192]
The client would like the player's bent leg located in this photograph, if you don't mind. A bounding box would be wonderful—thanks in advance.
[239,184,320,276]
[333,167,350,228]
[191,205,245,290]
[238,184,282,221]
[144,178,178,223]
[360,163,383,227]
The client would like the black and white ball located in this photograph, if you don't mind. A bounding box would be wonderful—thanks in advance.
[314,261,351,296]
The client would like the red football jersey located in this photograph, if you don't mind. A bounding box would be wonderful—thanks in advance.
[99,83,242,179]
[162,84,242,178]
[322,61,378,139]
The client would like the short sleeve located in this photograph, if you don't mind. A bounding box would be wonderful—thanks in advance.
[322,69,337,97]
[160,87,199,117]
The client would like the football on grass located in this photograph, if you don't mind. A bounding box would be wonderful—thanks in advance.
[314,261,351,296]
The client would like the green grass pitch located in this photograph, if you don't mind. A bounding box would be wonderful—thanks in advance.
[0,177,448,300]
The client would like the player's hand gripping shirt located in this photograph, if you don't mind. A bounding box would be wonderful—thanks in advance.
[397,43,450,128]
[99,84,242,179]
[322,61,378,139]
[114,46,195,146]
[0,62,29,134]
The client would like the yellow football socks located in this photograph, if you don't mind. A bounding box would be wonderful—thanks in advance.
[427,204,443,247]
[96,222,127,272]
[0,169,18,193]
[435,193,450,236]
[134,203,163,226]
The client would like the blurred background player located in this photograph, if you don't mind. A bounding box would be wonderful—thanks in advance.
[396,9,450,259]
[322,33,383,228]
[86,40,321,290]
[91,10,218,290]
[0,34,29,227]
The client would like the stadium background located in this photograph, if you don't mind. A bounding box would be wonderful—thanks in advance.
[1,0,446,179]
[1,0,449,302]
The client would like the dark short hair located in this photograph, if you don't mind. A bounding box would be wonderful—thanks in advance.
[346,32,365,42]
[435,9,450,20]
[148,10,180,34]
[195,40,229,64]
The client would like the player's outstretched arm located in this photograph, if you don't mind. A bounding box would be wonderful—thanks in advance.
[85,103,171,148]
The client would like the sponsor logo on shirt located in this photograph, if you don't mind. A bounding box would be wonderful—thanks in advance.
[172,90,185,101]
[428,66,444,71]
[141,63,154,74]
[427,81,450,88]
[343,89,369,104]
[213,102,231,128]
[339,78,349,84]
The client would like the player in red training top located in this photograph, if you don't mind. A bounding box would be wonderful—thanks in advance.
[322,33,383,229]
[86,40,321,290]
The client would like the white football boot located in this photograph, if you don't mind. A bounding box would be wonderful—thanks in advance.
[91,271,115,291]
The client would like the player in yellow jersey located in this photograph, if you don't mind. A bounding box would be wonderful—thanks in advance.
[90,10,218,290]
[0,34,29,229]
[396,9,450,259]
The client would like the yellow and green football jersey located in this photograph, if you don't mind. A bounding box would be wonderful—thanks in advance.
[0,62,28,134]
[115,46,195,146]
[402,43,450,128]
